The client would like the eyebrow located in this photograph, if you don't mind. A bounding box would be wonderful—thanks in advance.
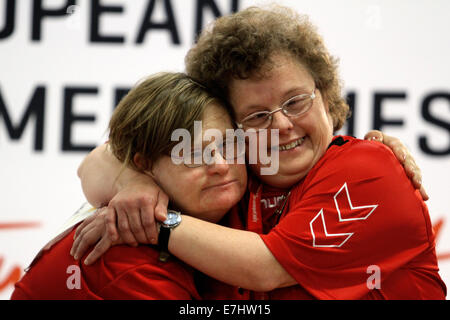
[283,86,311,98]
[191,132,228,150]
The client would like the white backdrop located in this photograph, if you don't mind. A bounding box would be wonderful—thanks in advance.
[0,0,449,299]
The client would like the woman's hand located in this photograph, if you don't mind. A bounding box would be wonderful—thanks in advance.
[71,207,124,265]
[78,142,169,247]
[71,177,169,264]
[107,174,169,247]
[364,130,429,201]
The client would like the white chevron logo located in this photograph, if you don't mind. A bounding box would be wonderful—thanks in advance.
[309,182,378,248]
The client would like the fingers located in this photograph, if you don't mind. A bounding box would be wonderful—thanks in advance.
[392,145,408,166]
[83,235,113,266]
[105,207,119,242]
[124,204,149,245]
[154,191,169,222]
[419,185,430,201]
[403,157,419,181]
[71,208,124,263]
[402,156,429,201]
[113,193,167,245]
[71,221,103,260]
[367,131,429,201]
[364,130,383,142]
[138,191,169,244]
[101,180,169,246]
[141,205,157,245]
[142,191,169,244]
[115,206,139,247]
[74,209,99,240]
[368,131,409,167]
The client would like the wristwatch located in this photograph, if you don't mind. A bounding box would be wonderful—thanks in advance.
[158,210,182,262]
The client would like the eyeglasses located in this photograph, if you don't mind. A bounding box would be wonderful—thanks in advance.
[172,137,246,168]
[236,88,316,130]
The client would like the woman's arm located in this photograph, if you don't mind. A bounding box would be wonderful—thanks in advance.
[169,215,296,292]
[72,210,295,292]
[77,143,123,208]
[77,143,169,245]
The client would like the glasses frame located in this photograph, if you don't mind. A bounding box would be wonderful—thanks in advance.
[236,88,316,130]
[172,136,247,168]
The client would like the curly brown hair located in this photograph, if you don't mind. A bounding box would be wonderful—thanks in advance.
[185,5,349,131]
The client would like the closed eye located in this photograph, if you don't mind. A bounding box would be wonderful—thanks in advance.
[244,111,269,121]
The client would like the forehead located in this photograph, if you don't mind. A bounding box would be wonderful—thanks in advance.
[228,54,314,113]
[193,103,233,140]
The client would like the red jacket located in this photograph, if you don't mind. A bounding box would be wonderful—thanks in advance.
[259,136,446,299]
[11,228,200,300]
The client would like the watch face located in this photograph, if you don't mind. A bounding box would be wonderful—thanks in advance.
[164,210,182,227]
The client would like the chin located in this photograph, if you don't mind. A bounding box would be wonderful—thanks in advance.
[250,161,307,187]
[258,166,309,189]
[197,206,231,223]
[214,194,241,209]
[204,194,241,219]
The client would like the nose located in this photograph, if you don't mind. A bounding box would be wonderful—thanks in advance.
[206,150,230,175]
[270,110,293,133]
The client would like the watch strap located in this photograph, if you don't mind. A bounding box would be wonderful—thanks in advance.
[158,227,171,262]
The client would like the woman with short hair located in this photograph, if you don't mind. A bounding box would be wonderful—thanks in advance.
[11,72,247,299]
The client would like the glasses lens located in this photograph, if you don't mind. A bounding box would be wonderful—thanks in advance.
[242,112,271,129]
[221,137,246,160]
[283,95,313,116]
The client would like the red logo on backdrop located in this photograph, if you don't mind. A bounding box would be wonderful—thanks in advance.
[433,218,450,261]
[0,222,40,294]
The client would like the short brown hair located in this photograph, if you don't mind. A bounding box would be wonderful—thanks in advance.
[108,72,223,171]
[185,5,349,131]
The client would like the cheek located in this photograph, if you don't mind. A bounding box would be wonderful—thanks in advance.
[304,107,333,137]
[231,164,248,190]
[163,177,205,213]
[154,167,205,202]
[171,172,204,197]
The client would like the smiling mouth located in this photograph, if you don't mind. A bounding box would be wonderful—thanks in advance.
[278,137,305,151]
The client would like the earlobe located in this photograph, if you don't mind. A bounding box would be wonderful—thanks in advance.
[133,153,151,172]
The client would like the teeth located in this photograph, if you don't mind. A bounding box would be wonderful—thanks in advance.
[279,137,304,151]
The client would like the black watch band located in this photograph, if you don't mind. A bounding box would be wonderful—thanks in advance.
[158,227,171,262]
[157,210,181,262]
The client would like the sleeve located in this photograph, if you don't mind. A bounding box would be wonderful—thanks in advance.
[260,140,434,299]
[97,263,200,300]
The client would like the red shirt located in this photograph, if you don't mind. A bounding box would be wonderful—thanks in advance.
[259,136,446,299]
[197,204,251,300]
[11,228,200,300]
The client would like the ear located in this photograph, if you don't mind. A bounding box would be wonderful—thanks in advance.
[133,153,151,172]
[319,90,334,129]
